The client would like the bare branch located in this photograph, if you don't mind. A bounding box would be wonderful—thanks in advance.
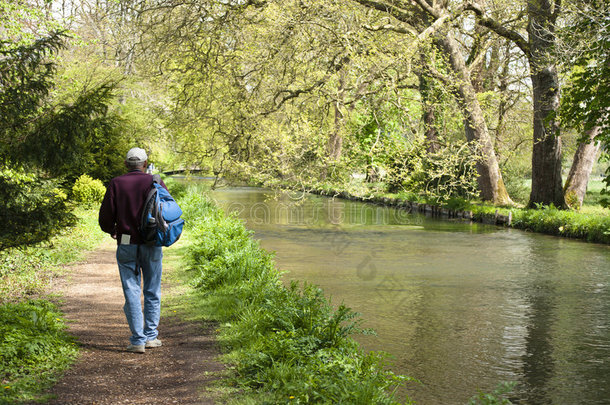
[362,23,418,36]
[351,0,417,24]
[466,2,529,54]
[412,0,440,19]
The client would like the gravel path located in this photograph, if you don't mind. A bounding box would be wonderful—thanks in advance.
[41,241,224,405]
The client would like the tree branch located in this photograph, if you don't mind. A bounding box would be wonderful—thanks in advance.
[351,0,417,24]
[412,0,441,19]
[263,79,327,116]
[362,23,418,36]
[466,3,529,55]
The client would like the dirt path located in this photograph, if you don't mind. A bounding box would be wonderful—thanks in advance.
[41,241,224,405]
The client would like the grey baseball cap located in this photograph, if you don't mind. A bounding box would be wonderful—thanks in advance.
[125,147,148,162]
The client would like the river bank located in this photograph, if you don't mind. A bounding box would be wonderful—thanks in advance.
[178,186,414,404]
[208,185,610,404]
[292,182,610,245]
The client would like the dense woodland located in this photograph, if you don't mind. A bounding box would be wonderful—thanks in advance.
[1,0,608,248]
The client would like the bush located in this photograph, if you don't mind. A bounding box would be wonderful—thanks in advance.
[385,139,479,203]
[0,166,75,250]
[160,176,188,200]
[71,174,106,207]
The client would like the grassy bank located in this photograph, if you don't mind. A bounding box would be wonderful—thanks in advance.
[0,208,106,404]
[178,186,413,404]
[299,179,610,245]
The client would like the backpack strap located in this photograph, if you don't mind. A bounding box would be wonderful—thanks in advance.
[152,174,161,184]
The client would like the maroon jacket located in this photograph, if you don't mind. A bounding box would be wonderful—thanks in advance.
[98,170,167,245]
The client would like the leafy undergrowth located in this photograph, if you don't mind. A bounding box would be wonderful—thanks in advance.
[0,207,106,404]
[179,188,414,404]
[504,205,610,243]
[0,207,107,304]
[0,300,78,404]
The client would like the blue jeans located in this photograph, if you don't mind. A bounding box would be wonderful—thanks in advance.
[116,244,163,346]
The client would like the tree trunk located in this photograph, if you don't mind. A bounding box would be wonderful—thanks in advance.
[418,73,440,153]
[327,101,344,162]
[437,34,512,205]
[564,126,601,209]
[327,69,346,163]
[528,69,565,207]
[527,0,565,208]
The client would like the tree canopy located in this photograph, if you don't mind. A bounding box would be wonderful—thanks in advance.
[2,0,609,247]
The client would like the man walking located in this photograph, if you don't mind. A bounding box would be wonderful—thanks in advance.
[99,147,166,353]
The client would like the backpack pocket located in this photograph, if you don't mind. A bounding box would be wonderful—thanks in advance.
[161,218,185,247]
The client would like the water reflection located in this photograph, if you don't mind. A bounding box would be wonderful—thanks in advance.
[208,187,610,404]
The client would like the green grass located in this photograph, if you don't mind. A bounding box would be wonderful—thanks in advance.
[0,207,106,404]
[581,180,608,211]
[177,188,414,404]
[302,178,610,244]
[0,300,78,405]
[0,207,107,304]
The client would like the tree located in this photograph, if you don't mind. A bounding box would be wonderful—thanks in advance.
[468,0,566,208]
[0,3,131,248]
[563,127,601,209]
[560,0,609,208]
[350,0,512,204]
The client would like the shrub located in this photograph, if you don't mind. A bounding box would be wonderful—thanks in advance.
[385,139,479,203]
[160,176,188,200]
[0,166,75,250]
[71,174,106,207]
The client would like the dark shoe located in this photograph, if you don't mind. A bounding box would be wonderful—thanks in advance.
[145,338,162,348]
[126,344,145,353]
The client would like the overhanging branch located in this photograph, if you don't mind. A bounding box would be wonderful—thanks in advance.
[466,3,529,54]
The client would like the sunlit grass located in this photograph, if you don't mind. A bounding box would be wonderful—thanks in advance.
[0,208,106,304]
[178,188,414,404]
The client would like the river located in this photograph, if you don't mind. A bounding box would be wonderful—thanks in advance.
[208,187,610,404]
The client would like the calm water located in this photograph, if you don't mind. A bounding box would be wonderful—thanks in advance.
[209,187,610,404]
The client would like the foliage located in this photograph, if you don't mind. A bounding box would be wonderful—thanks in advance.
[0,26,129,248]
[0,207,106,303]
[559,0,610,206]
[0,28,128,183]
[0,32,65,151]
[0,0,64,48]
[0,166,75,251]
[508,204,610,244]
[0,300,78,404]
[0,207,105,401]
[179,188,412,403]
[385,139,480,203]
[160,176,191,201]
[20,82,125,182]
[71,175,106,207]
[467,381,517,405]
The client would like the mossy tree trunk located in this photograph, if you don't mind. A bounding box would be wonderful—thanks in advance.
[527,0,565,208]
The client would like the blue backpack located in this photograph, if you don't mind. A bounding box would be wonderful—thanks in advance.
[140,174,184,247]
